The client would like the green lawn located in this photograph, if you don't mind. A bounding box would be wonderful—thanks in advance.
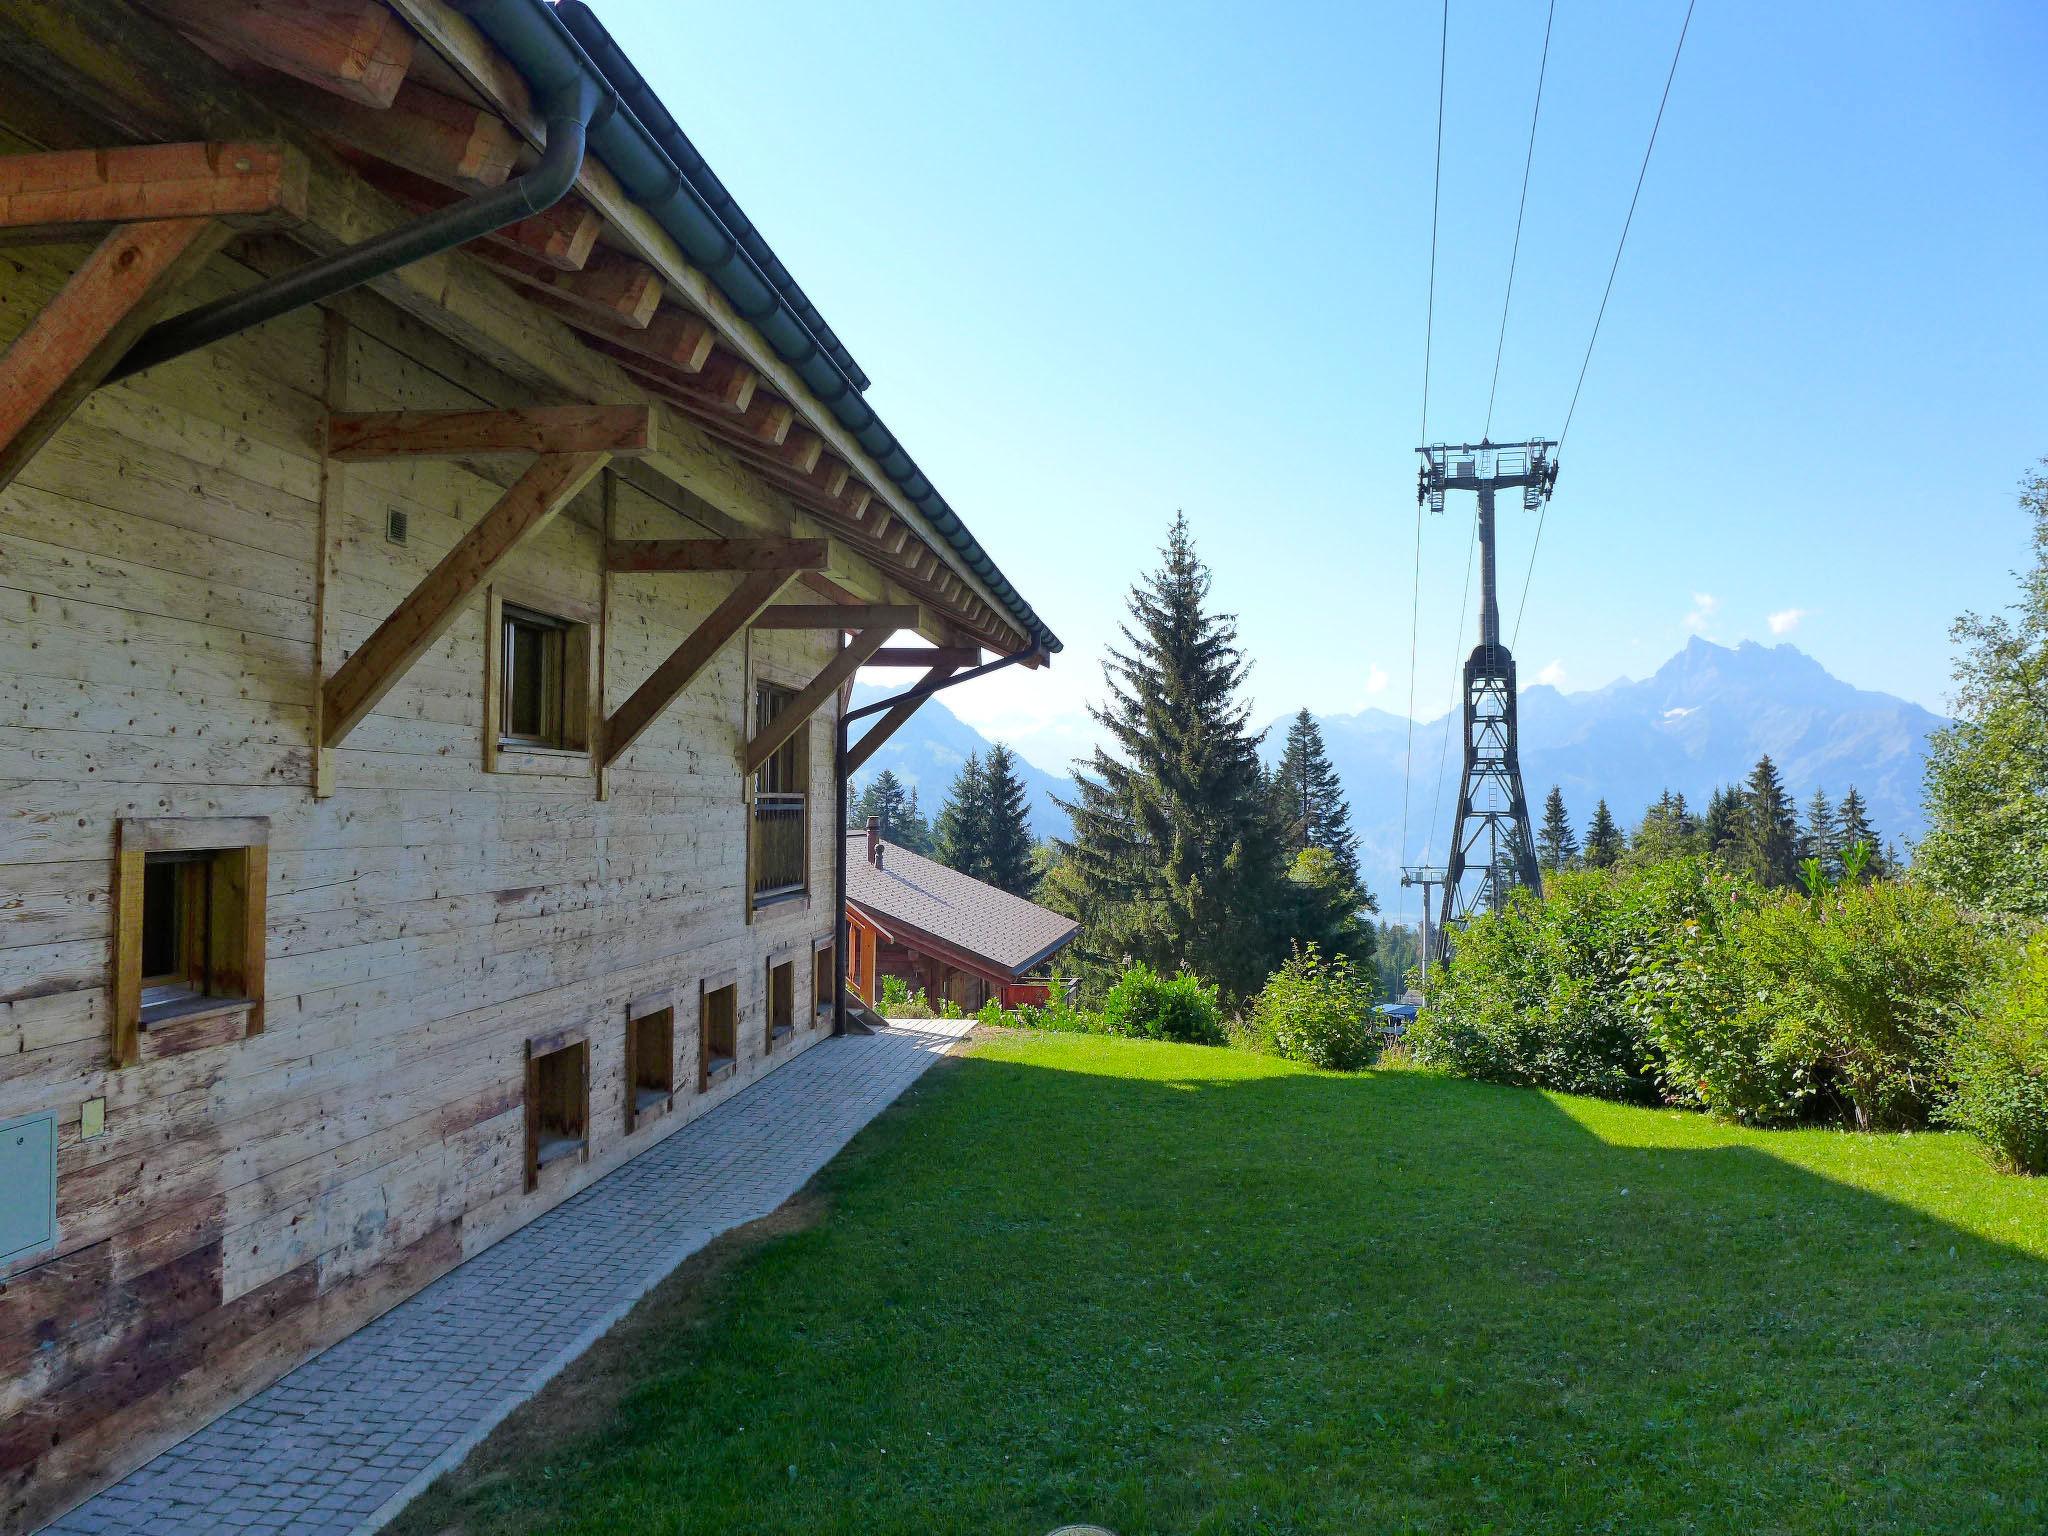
[397,1032,2048,1535]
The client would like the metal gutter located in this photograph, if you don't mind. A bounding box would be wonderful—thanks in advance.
[454,0,1061,658]
[109,80,611,384]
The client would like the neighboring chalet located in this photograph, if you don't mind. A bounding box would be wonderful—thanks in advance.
[0,1,1058,1526]
[844,825,1078,1013]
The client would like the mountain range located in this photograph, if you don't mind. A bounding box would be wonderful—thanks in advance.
[849,638,1949,908]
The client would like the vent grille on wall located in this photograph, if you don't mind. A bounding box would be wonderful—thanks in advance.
[386,508,408,545]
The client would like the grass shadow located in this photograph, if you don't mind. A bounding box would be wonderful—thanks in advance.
[395,1034,2048,1536]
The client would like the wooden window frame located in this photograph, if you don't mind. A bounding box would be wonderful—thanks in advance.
[624,991,676,1133]
[112,817,268,1068]
[747,672,810,912]
[812,933,836,1025]
[484,582,598,775]
[764,949,797,1053]
[524,1028,590,1191]
[699,970,739,1091]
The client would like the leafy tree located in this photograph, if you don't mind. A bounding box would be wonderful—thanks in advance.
[980,744,1038,897]
[1271,709,1363,890]
[1536,786,1579,874]
[1799,788,1839,879]
[1735,755,1800,889]
[850,769,931,855]
[1372,921,1423,1000]
[1583,799,1625,870]
[1835,785,1884,880]
[1052,515,1289,1002]
[932,752,990,878]
[1920,462,2048,918]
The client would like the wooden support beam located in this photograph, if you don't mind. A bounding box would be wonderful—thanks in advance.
[0,215,228,492]
[745,627,898,774]
[776,425,824,476]
[753,603,920,632]
[472,243,663,328]
[607,537,828,574]
[694,350,756,412]
[321,450,608,745]
[489,197,601,271]
[0,141,307,236]
[555,306,717,374]
[731,388,793,448]
[144,0,416,108]
[865,646,980,670]
[847,663,959,774]
[326,404,654,460]
[602,566,797,767]
[293,79,518,191]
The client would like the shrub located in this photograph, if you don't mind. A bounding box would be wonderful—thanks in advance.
[1249,944,1379,1070]
[1014,994,1106,1034]
[1944,938,2048,1173]
[877,975,934,1019]
[1099,963,1225,1045]
[975,999,1010,1028]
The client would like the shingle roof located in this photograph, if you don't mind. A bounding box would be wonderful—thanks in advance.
[844,835,1079,978]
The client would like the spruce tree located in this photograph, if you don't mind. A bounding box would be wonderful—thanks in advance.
[1737,754,1800,888]
[1799,788,1839,878]
[1704,785,1743,860]
[1053,514,1288,1001]
[1536,786,1579,873]
[1836,785,1883,879]
[1270,709,1363,890]
[932,753,990,878]
[1583,799,1625,869]
[851,769,929,851]
[980,744,1038,897]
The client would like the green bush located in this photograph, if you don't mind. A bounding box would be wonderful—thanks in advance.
[1411,870,1662,1102]
[1249,944,1379,1070]
[1099,963,1225,1045]
[1944,938,2048,1173]
[1013,994,1107,1034]
[877,974,934,1019]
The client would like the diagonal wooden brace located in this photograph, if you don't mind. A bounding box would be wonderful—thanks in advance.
[321,450,609,746]
[846,663,961,775]
[744,627,900,775]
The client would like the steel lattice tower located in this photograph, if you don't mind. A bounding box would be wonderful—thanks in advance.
[1418,440,1558,958]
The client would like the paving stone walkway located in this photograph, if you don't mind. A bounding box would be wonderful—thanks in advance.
[46,1019,971,1536]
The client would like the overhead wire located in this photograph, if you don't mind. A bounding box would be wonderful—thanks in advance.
[1483,0,1555,442]
[1398,0,1449,928]
[1511,0,1697,651]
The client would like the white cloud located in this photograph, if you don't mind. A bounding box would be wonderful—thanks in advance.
[1683,592,1720,634]
[1767,607,1808,636]
[1364,663,1389,696]
[1534,659,1566,687]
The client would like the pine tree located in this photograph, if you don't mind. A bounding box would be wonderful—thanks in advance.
[1052,515,1289,1002]
[1583,799,1625,869]
[1704,784,1744,860]
[1799,788,1839,879]
[980,744,1038,897]
[1835,785,1883,879]
[850,769,931,853]
[1270,709,1363,891]
[1628,788,1702,866]
[1536,786,1579,873]
[932,753,990,879]
[1736,754,1800,888]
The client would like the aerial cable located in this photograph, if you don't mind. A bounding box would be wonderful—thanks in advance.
[1483,0,1555,442]
[1512,0,1696,651]
[1398,0,1449,924]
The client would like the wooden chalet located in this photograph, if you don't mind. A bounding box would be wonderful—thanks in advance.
[0,0,1059,1525]
[844,824,1079,1014]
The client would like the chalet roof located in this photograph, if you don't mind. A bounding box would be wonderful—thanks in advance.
[844,835,1079,979]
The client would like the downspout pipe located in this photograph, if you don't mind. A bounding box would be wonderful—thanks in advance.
[105,82,613,385]
[833,648,1044,1036]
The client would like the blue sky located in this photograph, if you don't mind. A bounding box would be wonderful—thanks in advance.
[596,0,2048,776]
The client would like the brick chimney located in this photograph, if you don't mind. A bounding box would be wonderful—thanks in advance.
[865,815,882,868]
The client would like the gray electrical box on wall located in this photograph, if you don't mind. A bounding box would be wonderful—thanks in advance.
[0,1110,57,1267]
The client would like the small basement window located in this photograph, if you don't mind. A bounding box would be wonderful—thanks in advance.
[525,1034,589,1190]
[625,998,675,1132]
[114,818,269,1067]
[766,956,795,1051]
[700,976,738,1090]
[813,938,835,1023]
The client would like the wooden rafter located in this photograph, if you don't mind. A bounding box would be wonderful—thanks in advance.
[0,140,307,236]
[487,197,602,272]
[753,603,920,632]
[602,566,798,768]
[326,404,655,460]
[744,627,899,774]
[289,79,518,191]
[142,0,417,108]
[0,215,229,492]
[847,662,959,774]
[321,449,609,746]
[866,646,980,670]
[472,243,663,329]
[607,537,828,574]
